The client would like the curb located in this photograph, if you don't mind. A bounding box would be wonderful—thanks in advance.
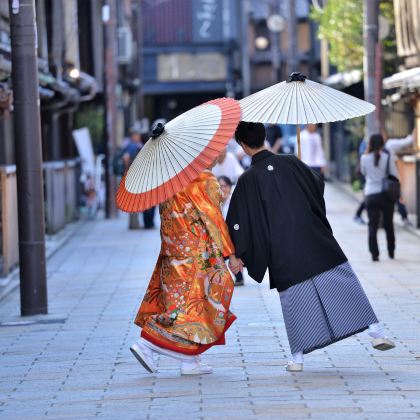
[0,220,86,302]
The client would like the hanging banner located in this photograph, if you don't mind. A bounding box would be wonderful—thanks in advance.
[192,0,223,43]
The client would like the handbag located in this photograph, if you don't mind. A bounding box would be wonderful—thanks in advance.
[382,153,400,202]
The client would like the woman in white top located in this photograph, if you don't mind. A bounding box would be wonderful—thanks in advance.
[212,148,244,183]
[360,134,399,261]
[299,124,327,176]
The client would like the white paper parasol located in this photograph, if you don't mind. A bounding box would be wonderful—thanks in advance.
[116,97,241,212]
[239,72,375,158]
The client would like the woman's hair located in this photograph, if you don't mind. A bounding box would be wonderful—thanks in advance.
[217,175,233,187]
[367,134,385,166]
[235,121,266,149]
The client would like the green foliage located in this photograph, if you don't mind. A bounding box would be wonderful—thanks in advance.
[74,104,104,153]
[344,117,365,182]
[310,0,397,74]
[345,116,365,141]
[380,1,399,77]
[310,0,363,72]
[352,179,363,191]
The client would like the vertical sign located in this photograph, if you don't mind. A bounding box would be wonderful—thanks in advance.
[192,0,223,43]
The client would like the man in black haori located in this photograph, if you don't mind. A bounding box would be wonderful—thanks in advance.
[227,121,395,372]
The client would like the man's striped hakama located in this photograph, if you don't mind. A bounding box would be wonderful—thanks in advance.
[280,262,378,354]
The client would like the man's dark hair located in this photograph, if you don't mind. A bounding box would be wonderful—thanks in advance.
[235,121,266,149]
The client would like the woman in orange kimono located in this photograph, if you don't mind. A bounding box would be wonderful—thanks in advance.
[130,169,237,375]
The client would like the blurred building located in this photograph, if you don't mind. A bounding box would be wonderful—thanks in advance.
[245,0,320,92]
[382,0,420,219]
[0,0,143,277]
[382,0,419,139]
[141,0,242,121]
[140,0,320,123]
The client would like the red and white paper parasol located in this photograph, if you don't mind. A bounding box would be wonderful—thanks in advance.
[116,97,241,212]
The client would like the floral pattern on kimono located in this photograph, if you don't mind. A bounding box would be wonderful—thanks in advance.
[135,171,236,355]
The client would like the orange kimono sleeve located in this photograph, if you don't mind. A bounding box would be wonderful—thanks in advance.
[188,173,235,258]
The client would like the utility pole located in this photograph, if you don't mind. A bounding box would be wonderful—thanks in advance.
[319,0,331,168]
[363,0,380,137]
[287,0,298,74]
[135,0,144,121]
[103,0,118,218]
[240,0,251,97]
[269,0,281,84]
[9,0,48,315]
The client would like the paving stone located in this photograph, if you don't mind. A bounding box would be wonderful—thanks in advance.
[1,184,420,419]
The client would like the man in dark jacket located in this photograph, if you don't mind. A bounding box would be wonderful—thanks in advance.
[123,125,155,230]
[227,122,395,372]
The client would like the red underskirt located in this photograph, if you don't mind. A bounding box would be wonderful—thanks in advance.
[141,314,237,356]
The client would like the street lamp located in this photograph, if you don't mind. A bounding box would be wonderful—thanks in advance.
[255,36,269,50]
[69,68,80,79]
[266,12,285,83]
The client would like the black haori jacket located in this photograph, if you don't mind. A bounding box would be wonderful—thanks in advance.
[226,150,347,292]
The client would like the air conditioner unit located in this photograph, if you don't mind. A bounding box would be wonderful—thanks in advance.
[117,26,133,64]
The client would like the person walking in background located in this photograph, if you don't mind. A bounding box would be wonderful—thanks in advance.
[123,125,155,229]
[354,136,368,225]
[123,125,143,229]
[360,134,399,262]
[212,147,244,183]
[218,175,234,219]
[227,122,395,373]
[355,128,416,226]
[266,124,283,154]
[218,175,244,286]
[130,169,237,376]
[83,173,97,220]
[299,124,327,178]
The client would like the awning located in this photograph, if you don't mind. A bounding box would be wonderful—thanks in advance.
[323,70,363,89]
[63,71,98,102]
[38,72,80,101]
[382,67,420,90]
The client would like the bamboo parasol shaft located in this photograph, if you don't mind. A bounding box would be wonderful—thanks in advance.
[297,125,301,160]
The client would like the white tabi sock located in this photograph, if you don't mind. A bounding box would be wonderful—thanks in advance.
[368,323,386,339]
[180,360,200,370]
[291,351,304,364]
[139,337,195,362]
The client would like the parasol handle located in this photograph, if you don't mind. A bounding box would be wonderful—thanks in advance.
[151,122,165,139]
[287,72,307,83]
[297,125,301,160]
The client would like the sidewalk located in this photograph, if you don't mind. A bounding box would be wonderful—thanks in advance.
[0,184,419,420]
[0,220,85,301]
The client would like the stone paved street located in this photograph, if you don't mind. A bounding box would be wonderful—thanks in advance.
[0,184,419,420]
